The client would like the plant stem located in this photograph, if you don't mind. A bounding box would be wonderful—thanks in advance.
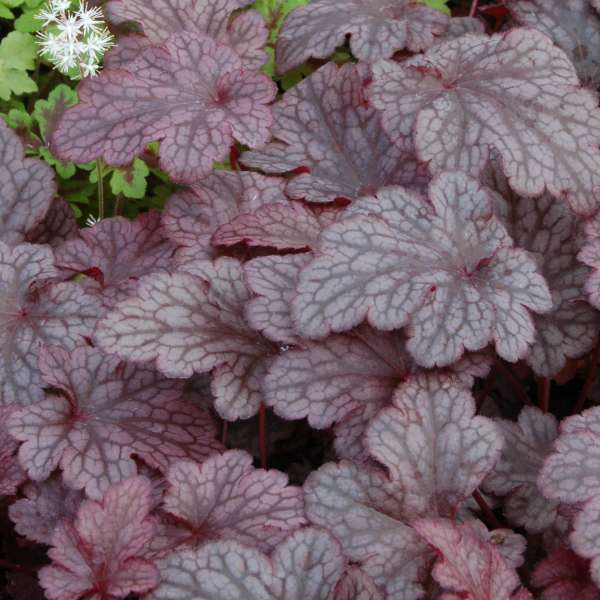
[472,489,502,530]
[96,159,105,220]
[221,420,228,446]
[574,339,600,414]
[113,193,124,216]
[469,0,479,17]
[259,404,268,469]
[537,378,550,413]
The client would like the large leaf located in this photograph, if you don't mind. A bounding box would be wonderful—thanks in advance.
[579,210,600,310]
[304,460,432,597]
[276,0,448,73]
[572,497,600,588]
[51,33,277,183]
[162,171,287,266]
[0,243,102,406]
[507,0,600,88]
[55,211,176,304]
[159,450,305,554]
[106,0,268,69]
[39,477,159,600]
[242,63,427,204]
[25,198,78,248]
[8,345,221,499]
[366,373,503,519]
[293,171,552,366]
[483,407,561,534]
[414,518,532,599]
[0,121,55,245]
[370,27,600,216]
[147,528,345,600]
[96,258,277,420]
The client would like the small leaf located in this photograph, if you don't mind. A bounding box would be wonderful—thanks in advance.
[109,159,150,199]
[0,32,37,100]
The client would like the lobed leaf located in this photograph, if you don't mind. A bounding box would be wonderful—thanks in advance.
[160,450,306,554]
[483,407,561,534]
[304,460,432,597]
[0,121,55,245]
[507,0,600,87]
[39,476,159,600]
[293,171,552,366]
[146,528,345,600]
[370,28,600,215]
[276,0,448,73]
[9,477,83,544]
[366,373,503,519]
[572,497,600,588]
[55,210,176,304]
[242,63,427,203]
[51,33,277,183]
[96,258,276,419]
[8,345,221,499]
[489,167,600,377]
[539,406,600,504]
[106,0,268,69]
[0,243,101,406]
[162,170,287,266]
[414,518,531,599]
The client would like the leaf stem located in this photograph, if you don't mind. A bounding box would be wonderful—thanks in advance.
[472,489,502,530]
[259,404,268,469]
[469,0,479,17]
[221,420,228,446]
[96,159,105,220]
[574,338,600,414]
[537,378,550,413]
[113,193,124,216]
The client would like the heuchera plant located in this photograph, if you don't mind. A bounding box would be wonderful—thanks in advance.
[6,0,600,598]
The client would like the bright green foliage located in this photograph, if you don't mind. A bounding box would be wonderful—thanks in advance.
[0,0,24,19]
[110,159,150,199]
[15,0,46,32]
[253,0,310,43]
[33,84,78,139]
[0,31,38,100]
[422,0,450,14]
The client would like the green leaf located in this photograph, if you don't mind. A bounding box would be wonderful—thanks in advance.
[14,9,43,32]
[110,159,150,199]
[0,0,24,19]
[421,0,450,15]
[252,0,309,43]
[33,83,78,139]
[38,146,77,179]
[3,107,32,130]
[0,31,38,100]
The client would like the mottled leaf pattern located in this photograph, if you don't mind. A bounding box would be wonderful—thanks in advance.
[245,253,310,344]
[0,407,26,496]
[243,63,427,203]
[0,243,101,406]
[414,518,531,599]
[276,0,448,72]
[51,33,276,182]
[304,460,432,597]
[147,528,345,600]
[483,407,561,534]
[579,210,600,310]
[334,568,385,600]
[293,172,552,366]
[366,373,503,518]
[0,121,55,245]
[163,171,286,265]
[106,0,268,69]
[9,477,83,544]
[25,198,78,248]
[370,28,600,215]
[539,406,600,504]
[572,496,600,587]
[507,0,600,87]
[39,477,159,600]
[161,450,305,553]
[8,345,221,499]
[55,210,176,304]
[96,258,276,419]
